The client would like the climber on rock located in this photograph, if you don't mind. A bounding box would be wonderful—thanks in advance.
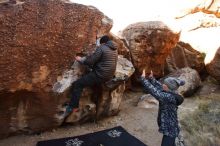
[63,35,118,117]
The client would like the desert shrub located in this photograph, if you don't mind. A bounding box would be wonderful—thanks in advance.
[180,94,220,146]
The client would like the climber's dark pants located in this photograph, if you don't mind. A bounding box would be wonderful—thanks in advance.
[69,72,103,108]
[161,135,176,146]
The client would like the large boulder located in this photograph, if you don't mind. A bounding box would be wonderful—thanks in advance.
[0,0,112,92]
[206,47,220,83]
[0,0,134,138]
[165,41,206,75]
[174,1,220,75]
[121,21,180,83]
[109,33,130,60]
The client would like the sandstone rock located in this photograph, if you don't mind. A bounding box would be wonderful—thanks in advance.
[137,94,158,109]
[206,47,220,83]
[163,67,202,97]
[165,41,206,75]
[174,1,220,83]
[109,33,130,60]
[114,55,135,81]
[0,0,114,138]
[121,21,180,82]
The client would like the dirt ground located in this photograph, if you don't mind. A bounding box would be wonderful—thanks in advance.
[0,87,211,146]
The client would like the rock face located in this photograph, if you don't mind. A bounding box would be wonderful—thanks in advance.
[109,33,130,60]
[206,47,220,83]
[0,0,133,139]
[0,0,112,92]
[163,67,202,97]
[121,21,180,82]
[165,41,206,75]
[174,0,220,65]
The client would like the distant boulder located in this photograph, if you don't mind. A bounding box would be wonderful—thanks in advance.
[165,41,206,75]
[174,0,220,68]
[121,21,180,83]
[173,0,220,83]
[206,47,220,83]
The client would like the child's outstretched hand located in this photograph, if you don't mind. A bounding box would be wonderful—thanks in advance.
[149,70,153,78]
[141,69,146,78]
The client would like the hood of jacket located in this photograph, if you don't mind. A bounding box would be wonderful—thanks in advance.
[167,91,184,106]
[104,41,117,50]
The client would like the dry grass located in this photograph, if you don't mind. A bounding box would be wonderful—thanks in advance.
[180,94,220,146]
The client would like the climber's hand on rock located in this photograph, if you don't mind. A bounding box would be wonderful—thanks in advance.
[75,56,82,61]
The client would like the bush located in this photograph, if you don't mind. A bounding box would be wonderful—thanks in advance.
[180,94,220,146]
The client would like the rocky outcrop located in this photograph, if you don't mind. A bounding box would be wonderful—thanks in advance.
[109,33,130,60]
[174,1,220,82]
[171,0,220,83]
[163,67,202,97]
[165,41,206,75]
[0,0,134,139]
[0,0,112,92]
[206,47,220,83]
[121,21,180,83]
